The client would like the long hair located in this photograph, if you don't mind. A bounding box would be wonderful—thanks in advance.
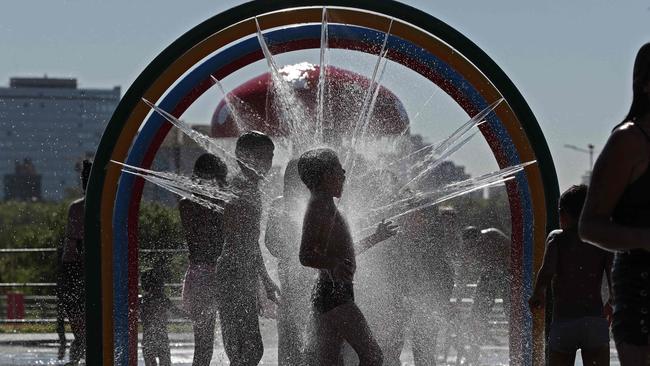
[81,159,92,192]
[622,43,650,124]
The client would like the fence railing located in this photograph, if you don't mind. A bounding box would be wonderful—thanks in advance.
[1,247,507,326]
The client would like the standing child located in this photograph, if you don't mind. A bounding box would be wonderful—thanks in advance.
[179,153,228,366]
[61,159,92,365]
[530,184,613,366]
[216,131,280,366]
[265,159,313,366]
[298,148,397,365]
[141,267,186,366]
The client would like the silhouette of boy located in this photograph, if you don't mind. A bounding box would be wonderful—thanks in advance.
[460,224,510,355]
[298,148,397,365]
[179,153,228,366]
[216,131,280,366]
[530,184,613,365]
[62,159,92,365]
[265,159,313,365]
[141,267,186,366]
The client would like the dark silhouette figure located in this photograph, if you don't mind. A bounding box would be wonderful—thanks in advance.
[460,225,510,356]
[61,159,92,365]
[298,148,397,365]
[530,185,613,366]
[343,169,406,366]
[580,43,650,365]
[56,240,67,360]
[265,159,313,365]
[141,267,186,366]
[403,206,457,365]
[179,153,228,366]
[216,131,280,366]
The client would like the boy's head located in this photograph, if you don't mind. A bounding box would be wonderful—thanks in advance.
[298,148,345,198]
[438,206,459,230]
[558,184,588,229]
[235,131,274,181]
[193,153,227,183]
[461,226,480,245]
[283,158,308,200]
[81,160,92,193]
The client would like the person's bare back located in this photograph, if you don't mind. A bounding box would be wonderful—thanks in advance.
[547,228,613,320]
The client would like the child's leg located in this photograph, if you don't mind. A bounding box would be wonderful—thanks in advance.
[580,346,609,366]
[158,347,172,366]
[158,332,172,366]
[192,312,216,366]
[579,317,610,366]
[327,302,383,366]
[68,313,85,362]
[219,294,264,366]
[306,311,345,366]
[410,297,439,366]
[277,297,305,366]
[142,345,157,366]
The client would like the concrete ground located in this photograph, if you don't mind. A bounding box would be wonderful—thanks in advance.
[0,333,621,366]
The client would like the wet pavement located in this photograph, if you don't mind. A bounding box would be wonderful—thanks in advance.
[0,332,619,365]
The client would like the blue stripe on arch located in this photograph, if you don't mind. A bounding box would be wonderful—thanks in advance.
[113,22,535,361]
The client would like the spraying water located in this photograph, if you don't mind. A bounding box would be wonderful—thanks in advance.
[114,16,530,365]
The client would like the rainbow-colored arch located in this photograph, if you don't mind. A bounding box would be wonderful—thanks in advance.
[84,2,559,365]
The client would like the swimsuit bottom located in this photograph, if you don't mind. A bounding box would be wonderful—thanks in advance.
[312,280,354,314]
[549,316,609,353]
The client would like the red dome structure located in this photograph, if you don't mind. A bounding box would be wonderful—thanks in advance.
[211,62,409,139]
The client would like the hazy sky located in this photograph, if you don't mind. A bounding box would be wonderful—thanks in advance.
[2,1,649,190]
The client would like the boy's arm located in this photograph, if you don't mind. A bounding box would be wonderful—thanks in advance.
[579,128,650,251]
[605,252,614,303]
[355,219,399,255]
[235,199,280,303]
[299,203,338,270]
[234,193,281,304]
[263,199,285,259]
[529,232,559,309]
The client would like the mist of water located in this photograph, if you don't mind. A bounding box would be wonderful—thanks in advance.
[316,7,329,142]
[126,14,520,365]
[141,98,271,181]
[112,160,235,212]
[360,160,535,239]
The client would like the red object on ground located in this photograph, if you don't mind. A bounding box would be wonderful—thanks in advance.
[211,63,409,138]
[6,292,25,319]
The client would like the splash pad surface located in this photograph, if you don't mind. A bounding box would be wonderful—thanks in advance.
[85,1,559,365]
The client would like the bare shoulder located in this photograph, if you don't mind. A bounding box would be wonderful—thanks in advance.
[546,229,564,245]
[178,197,189,209]
[69,197,84,211]
[481,227,509,241]
[591,122,650,185]
[608,122,649,156]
